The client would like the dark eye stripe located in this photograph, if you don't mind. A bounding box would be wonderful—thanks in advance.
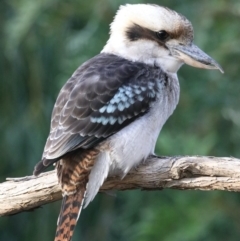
[125,24,170,48]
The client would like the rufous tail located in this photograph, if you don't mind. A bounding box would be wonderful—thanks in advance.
[54,184,86,241]
[54,149,98,241]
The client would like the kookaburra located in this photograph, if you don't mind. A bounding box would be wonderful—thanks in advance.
[34,4,223,241]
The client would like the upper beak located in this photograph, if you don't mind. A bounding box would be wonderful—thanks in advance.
[168,43,224,74]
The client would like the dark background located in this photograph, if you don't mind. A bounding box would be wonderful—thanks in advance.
[1,0,240,240]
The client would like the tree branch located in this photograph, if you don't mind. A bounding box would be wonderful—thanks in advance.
[1,155,240,216]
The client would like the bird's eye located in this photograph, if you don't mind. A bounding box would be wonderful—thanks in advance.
[156,30,169,41]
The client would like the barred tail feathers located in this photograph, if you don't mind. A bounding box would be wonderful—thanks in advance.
[54,149,99,241]
[55,184,86,241]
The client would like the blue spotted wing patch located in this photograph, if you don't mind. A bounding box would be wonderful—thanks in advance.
[90,83,157,127]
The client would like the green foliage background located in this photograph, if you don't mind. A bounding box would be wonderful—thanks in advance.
[1,0,240,240]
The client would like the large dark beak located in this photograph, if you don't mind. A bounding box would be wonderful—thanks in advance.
[168,43,224,73]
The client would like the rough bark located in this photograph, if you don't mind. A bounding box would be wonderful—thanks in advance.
[1,155,240,216]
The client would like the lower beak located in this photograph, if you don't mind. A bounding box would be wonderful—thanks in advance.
[168,43,224,73]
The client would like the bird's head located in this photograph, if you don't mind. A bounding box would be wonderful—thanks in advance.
[102,4,223,74]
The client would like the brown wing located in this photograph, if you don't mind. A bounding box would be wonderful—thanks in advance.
[34,53,165,175]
